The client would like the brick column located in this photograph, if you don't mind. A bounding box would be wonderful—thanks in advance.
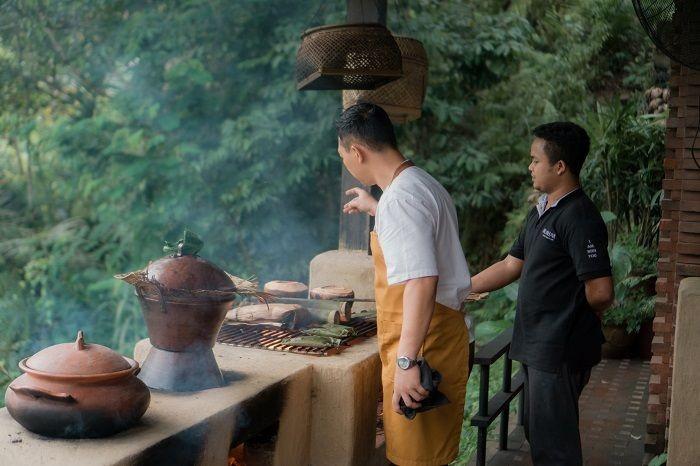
[646,64,700,455]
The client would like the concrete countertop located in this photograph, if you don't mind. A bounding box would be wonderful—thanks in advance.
[0,336,381,466]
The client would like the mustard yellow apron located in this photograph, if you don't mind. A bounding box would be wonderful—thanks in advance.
[371,231,469,466]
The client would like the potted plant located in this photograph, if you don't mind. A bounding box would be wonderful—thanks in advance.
[601,242,656,359]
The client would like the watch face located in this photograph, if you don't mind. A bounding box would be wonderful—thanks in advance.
[397,357,410,370]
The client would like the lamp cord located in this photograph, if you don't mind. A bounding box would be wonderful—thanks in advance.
[305,0,327,30]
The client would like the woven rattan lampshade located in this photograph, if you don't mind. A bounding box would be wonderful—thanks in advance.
[296,23,403,91]
[342,36,428,124]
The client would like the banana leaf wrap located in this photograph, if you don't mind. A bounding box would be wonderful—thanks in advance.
[163,229,204,256]
[301,323,357,339]
[282,335,343,348]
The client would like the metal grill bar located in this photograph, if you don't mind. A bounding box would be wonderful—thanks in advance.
[216,318,377,356]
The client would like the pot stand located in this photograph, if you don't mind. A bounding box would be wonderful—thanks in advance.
[138,347,225,392]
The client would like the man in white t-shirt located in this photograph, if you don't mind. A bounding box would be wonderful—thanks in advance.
[338,102,471,466]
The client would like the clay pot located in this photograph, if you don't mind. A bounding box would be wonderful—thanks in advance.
[601,324,636,359]
[310,285,354,322]
[309,285,354,301]
[138,254,235,352]
[145,254,235,294]
[140,296,231,352]
[131,254,236,391]
[5,331,150,438]
[263,280,308,298]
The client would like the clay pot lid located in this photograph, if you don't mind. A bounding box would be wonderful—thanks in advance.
[263,280,308,297]
[24,331,132,376]
[310,285,355,300]
[146,255,234,292]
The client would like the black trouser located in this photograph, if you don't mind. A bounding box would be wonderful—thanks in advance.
[522,363,592,466]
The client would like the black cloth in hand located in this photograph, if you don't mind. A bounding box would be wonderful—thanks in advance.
[399,359,450,420]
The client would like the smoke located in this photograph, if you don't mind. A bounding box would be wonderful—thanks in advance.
[0,0,349,407]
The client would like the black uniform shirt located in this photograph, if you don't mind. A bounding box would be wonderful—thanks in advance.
[508,188,612,372]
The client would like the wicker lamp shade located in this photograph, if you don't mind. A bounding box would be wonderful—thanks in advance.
[342,36,428,124]
[296,23,403,91]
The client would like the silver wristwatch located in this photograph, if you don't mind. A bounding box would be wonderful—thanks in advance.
[397,356,418,370]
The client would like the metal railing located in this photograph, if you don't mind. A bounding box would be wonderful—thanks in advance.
[470,327,525,466]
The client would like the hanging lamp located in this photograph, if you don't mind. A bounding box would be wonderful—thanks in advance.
[342,35,427,123]
[295,23,403,91]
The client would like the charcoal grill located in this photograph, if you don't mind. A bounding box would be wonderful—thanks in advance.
[217,317,377,356]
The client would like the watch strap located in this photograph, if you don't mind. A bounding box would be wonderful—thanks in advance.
[397,356,418,370]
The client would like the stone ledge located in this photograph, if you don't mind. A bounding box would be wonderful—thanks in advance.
[0,342,313,466]
[668,277,700,465]
[0,336,383,466]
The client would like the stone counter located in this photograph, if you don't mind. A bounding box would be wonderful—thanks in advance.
[0,336,383,466]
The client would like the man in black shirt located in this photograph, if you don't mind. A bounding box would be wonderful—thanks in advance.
[471,122,614,466]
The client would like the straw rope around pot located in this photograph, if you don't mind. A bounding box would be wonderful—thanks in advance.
[296,23,403,91]
[115,269,269,303]
[342,36,427,124]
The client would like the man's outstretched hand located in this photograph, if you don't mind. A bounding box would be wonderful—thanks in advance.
[343,187,378,216]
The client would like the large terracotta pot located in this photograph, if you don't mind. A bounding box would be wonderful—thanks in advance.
[5,331,150,438]
[138,254,235,351]
[122,254,237,391]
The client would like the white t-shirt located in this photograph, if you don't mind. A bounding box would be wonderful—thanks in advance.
[374,166,472,311]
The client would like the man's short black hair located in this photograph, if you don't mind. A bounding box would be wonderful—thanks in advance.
[336,102,398,151]
[532,122,590,177]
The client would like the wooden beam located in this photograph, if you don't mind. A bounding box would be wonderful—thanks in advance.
[338,166,371,251]
[338,0,387,252]
[346,0,387,25]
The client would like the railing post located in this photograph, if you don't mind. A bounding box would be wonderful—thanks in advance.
[471,328,525,465]
[478,365,490,417]
[499,357,512,450]
[518,388,525,426]
[477,364,490,466]
[477,426,487,466]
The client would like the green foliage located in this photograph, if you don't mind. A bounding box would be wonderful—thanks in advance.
[582,100,665,247]
[390,0,655,270]
[0,0,662,462]
[602,235,657,334]
[0,0,345,402]
[649,453,667,466]
[581,100,663,335]
[471,283,518,342]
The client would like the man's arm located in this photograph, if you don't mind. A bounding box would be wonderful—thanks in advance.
[471,255,524,293]
[391,276,436,413]
[562,213,614,319]
[584,276,614,319]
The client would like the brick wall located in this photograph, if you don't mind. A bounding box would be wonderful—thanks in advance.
[646,64,700,455]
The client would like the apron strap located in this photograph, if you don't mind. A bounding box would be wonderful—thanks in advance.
[392,159,415,182]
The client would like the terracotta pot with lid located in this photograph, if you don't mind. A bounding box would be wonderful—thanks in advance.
[5,331,150,438]
[116,234,252,392]
[138,254,235,352]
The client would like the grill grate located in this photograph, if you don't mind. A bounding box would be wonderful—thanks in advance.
[216,318,377,356]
